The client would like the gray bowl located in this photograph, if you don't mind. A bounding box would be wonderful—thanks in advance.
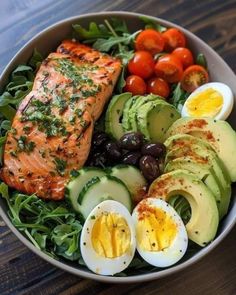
[0,11,235,283]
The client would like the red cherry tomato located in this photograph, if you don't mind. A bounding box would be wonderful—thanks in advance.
[181,65,209,93]
[135,29,165,55]
[147,77,170,98]
[154,54,183,83]
[128,51,155,79]
[124,75,147,95]
[162,28,186,52]
[172,47,194,69]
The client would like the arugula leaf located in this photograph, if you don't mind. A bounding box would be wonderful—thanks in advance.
[170,83,189,111]
[93,31,139,52]
[139,16,167,32]
[169,195,191,224]
[73,22,111,41]
[109,18,129,34]
[0,184,83,261]
[28,49,44,70]
[196,53,208,69]
[52,221,82,260]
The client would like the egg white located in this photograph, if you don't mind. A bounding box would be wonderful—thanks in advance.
[132,198,188,268]
[80,200,136,276]
[181,82,234,120]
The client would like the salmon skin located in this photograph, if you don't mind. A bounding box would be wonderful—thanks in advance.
[0,40,121,200]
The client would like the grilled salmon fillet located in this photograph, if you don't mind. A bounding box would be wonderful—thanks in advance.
[0,41,121,200]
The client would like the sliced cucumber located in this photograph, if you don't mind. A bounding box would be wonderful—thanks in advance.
[109,165,147,201]
[105,92,132,140]
[78,175,132,218]
[66,167,106,213]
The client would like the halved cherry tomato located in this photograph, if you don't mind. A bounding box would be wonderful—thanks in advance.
[172,47,194,69]
[147,77,170,98]
[181,65,209,93]
[135,29,165,55]
[124,75,147,95]
[162,28,186,52]
[154,54,183,83]
[128,51,155,79]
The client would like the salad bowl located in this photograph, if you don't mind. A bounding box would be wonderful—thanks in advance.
[0,11,235,283]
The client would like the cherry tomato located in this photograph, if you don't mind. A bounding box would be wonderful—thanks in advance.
[154,54,183,83]
[124,75,147,95]
[181,65,209,93]
[172,47,194,69]
[135,29,165,55]
[162,28,186,52]
[128,51,155,79]
[147,77,170,98]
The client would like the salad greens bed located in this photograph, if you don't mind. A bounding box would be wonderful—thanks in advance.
[0,17,200,275]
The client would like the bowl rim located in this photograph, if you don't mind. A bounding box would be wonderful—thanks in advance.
[0,10,236,284]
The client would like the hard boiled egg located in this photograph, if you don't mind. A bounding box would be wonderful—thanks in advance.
[80,200,136,276]
[132,198,188,267]
[181,82,234,120]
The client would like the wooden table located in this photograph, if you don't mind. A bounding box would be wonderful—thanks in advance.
[0,0,236,294]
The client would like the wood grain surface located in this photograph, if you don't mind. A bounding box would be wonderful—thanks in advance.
[0,0,236,294]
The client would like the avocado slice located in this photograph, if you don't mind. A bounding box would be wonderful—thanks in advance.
[129,94,168,131]
[122,95,139,132]
[105,92,132,140]
[137,101,180,143]
[165,156,225,219]
[148,169,219,246]
[164,135,231,219]
[166,117,236,182]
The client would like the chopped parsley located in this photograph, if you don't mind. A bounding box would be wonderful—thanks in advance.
[16,136,36,154]
[54,157,67,176]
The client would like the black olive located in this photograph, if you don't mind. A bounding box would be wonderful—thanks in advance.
[122,152,142,166]
[119,132,144,151]
[139,155,160,182]
[141,143,166,157]
[104,141,121,160]
[92,131,109,149]
[86,151,107,168]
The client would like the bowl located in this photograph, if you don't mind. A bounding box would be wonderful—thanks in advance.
[0,11,235,283]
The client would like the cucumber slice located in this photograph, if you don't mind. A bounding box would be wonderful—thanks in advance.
[109,165,147,202]
[66,167,106,213]
[105,92,132,140]
[78,175,132,218]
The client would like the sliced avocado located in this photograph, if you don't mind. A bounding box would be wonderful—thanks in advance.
[166,117,236,182]
[148,169,219,246]
[165,156,225,219]
[164,136,231,219]
[122,95,139,132]
[128,94,168,131]
[129,95,168,132]
[137,101,180,143]
[105,92,132,140]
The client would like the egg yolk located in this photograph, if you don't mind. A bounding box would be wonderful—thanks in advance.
[91,212,131,258]
[186,88,223,117]
[136,207,177,251]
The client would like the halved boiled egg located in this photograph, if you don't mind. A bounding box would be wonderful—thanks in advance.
[132,198,188,267]
[80,200,136,276]
[181,82,234,120]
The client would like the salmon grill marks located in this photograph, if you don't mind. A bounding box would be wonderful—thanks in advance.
[0,41,122,200]
[57,40,122,120]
